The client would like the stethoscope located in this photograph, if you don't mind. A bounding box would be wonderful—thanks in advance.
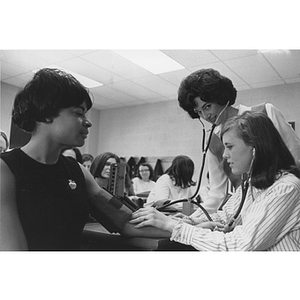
[156,101,251,229]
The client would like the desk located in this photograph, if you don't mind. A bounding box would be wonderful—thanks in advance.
[81,222,195,251]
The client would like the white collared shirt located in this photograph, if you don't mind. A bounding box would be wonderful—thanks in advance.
[147,174,194,208]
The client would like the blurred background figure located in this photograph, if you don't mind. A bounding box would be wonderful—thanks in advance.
[146,155,196,210]
[125,163,135,198]
[62,147,83,164]
[90,152,120,190]
[0,131,9,153]
[132,163,156,197]
[82,153,94,170]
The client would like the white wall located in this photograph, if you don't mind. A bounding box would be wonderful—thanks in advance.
[96,100,204,176]
[236,82,300,133]
[0,82,19,137]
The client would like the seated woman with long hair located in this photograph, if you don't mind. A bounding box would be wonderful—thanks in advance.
[146,155,196,210]
[90,152,135,197]
[130,112,300,251]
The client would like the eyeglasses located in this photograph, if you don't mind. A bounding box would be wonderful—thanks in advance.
[139,169,150,172]
[105,162,115,167]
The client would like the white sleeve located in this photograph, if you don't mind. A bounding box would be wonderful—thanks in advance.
[132,177,139,194]
[146,175,170,203]
[266,103,300,166]
[201,150,228,212]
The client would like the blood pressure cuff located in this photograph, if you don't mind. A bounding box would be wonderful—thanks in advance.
[88,189,132,233]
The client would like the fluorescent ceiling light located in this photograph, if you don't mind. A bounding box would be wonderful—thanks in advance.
[113,50,185,74]
[33,65,103,88]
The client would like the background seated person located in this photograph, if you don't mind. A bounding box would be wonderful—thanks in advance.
[130,112,300,251]
[0,130,10,153]
[125,163,135,198]
[62,147,83,164]
[90,152,135,198]
[132,163,156,197]
[146,155,196,210]
[90,152,120,190]
[82,153,94,170]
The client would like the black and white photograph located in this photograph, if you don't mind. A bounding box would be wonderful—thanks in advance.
[1,1,299,299]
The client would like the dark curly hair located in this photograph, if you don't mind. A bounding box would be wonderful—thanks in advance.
[220,111,300,189]
[12,68,92,133]
[165,155,196,189]
[178,68,237,119]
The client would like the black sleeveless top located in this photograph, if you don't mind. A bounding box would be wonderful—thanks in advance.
[1,148,89,250]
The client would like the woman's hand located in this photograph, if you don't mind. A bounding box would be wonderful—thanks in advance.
[173,212,187,219]
[130,207,177,232]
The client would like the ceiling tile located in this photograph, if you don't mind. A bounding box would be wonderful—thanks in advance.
[2,76,28,87]
[1,50,49,70]
[67,50,96,56]
[162,50,219,68]
[158,69,191,87]
[211,50,258,60]
[24,50,76,64]
[188,61,248,87]
[110,80,161,100]
[250,79,285,89]
[224,53,282,84]
[263,50,300,80]
[0,60,28,78]
[91,85,140,103]
[133,75,178,97]
[92,94,119,107]
[236,84,252,91]
[285,78,300,84]
[58,56,124,85]
[143,96,172,104]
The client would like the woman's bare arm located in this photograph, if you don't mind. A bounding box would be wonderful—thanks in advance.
[80,164,171,238]
[0,160,28,250]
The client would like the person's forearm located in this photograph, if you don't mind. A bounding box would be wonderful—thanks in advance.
[121,222,172,238]
[164,218,178,232]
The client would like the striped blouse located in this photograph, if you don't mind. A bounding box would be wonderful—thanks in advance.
[171,173,300,251]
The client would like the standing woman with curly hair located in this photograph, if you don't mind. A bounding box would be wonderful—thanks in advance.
[177,68,300,213]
